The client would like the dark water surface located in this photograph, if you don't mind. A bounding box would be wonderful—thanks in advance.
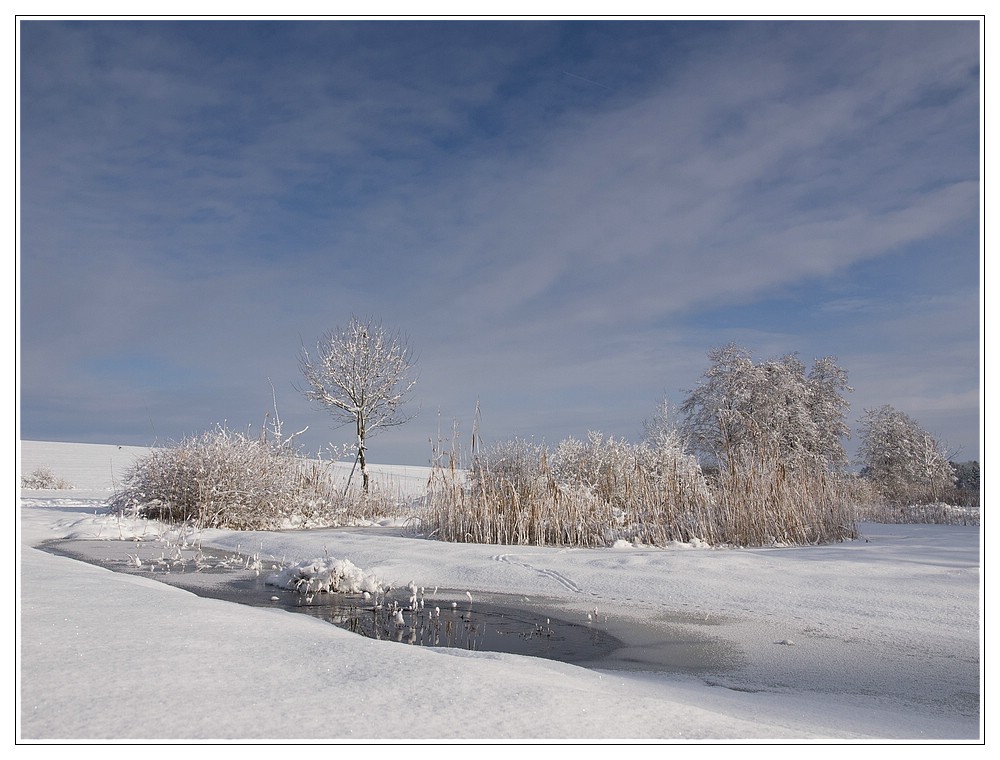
[41,539,740,675]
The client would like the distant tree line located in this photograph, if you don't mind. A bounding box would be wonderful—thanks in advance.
[949,460,980,508]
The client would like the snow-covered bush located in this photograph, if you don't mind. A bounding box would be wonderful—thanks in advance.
[424,434,605,546]
[267,556,384,596]
[423,419,860,548]
[106,424,401,530]
[857,404,955,506]
[469,436,547,505]
[20,467,71,489]
[461,436,575,545]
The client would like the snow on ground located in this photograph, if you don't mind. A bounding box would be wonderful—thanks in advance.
[18,440,151,493]
[17,442,983,743]
[16,439,433,502]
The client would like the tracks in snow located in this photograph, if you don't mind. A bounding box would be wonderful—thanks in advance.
[489,553,665,611]
[492,553,586,595]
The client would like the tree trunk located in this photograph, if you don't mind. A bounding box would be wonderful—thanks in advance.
[357,417,370,494]
[359,443,370,494]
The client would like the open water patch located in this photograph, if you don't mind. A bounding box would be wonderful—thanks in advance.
[40,538,740,675]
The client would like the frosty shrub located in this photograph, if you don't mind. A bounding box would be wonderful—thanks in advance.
[20,467,71,489]
[469,436,548,510]
[107,424,402,530]
[423,434,603,546]
[857,404,956,507]
[422,420,859,548]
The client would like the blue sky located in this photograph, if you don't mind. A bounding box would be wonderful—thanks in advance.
[18,19,982,466]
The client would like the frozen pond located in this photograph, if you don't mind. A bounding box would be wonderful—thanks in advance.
[42,538,741,675]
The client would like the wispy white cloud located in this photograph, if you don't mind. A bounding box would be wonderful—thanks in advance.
[18,20,981,462]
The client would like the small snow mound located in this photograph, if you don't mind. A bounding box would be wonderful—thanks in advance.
[666,537,712,550]
[776,639,795,646]
[266,556,384,595]
[611,539,633,549]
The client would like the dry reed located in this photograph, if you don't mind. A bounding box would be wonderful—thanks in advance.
[421,428,861,548]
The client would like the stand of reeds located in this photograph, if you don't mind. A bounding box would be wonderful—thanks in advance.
[421,430,860,548]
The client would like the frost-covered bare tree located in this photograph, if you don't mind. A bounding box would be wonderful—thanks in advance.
[857,405,954,504]
[680,344,852,469]
[299,316,417,493]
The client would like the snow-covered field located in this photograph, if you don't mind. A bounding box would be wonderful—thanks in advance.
[17,441,982,743]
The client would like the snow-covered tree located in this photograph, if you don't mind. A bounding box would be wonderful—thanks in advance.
[680,344,852,469]
[857,405,954,504]
[299,316,417,493]
[803,356,853,468]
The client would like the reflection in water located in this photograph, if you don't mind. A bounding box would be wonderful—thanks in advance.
[283,584,619,663]
[317,599,494,649]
